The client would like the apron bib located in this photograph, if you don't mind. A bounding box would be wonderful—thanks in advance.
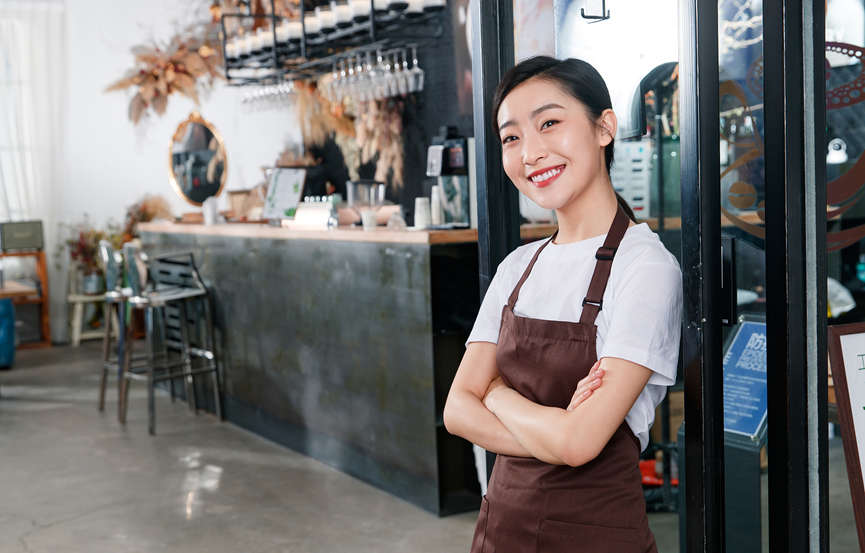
[471,205,657,553]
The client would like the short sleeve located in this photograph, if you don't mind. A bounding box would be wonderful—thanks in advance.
[599,260,682,386]
[466,261,509,345]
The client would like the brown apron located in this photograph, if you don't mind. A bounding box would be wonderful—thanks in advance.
[471,205,657,553]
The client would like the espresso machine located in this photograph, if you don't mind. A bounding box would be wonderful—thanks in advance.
[426,126,471,227]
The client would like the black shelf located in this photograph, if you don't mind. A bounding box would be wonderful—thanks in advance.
[221,3,442,86]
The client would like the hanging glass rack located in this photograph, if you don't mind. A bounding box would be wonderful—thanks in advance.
[220,0,443,86]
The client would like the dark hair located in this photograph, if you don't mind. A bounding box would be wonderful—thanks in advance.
[491,56,636,222]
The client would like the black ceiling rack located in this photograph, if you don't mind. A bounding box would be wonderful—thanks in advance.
[220,1,443,86]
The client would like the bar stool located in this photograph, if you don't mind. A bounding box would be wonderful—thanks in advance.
[119,244,221,435]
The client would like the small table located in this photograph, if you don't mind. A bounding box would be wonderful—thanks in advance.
[0,281,37,300]
[67,293,117,347]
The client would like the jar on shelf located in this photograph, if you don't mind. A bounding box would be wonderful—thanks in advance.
[235,34,251,59]
[423,0,445,12]
[304,12,322,36]
[406,0,424,17]
[225,40,238,61]
[283,16,303,44]
[387,0,409,11]
[315,5,336,34]
[249,30,262,55]
[331,0,354,28]
[257,26,274,53]
[350,0,372,21]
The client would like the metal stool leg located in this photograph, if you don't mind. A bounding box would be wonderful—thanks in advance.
[119,305,133,424]
[98,301,113,412]
[204,295,222,421]
[178,300,197,413]
[146,305,156,435]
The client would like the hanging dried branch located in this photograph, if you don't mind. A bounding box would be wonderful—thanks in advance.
[105,28,224,125]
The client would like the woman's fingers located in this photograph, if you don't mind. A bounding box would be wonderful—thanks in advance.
[566,361,605,412]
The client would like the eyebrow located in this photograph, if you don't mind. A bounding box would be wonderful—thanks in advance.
[498,103,566,133]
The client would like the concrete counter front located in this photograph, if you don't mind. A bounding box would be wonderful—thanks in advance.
[138,223,487,515]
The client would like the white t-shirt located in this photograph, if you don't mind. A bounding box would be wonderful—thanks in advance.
[467,223,682,450]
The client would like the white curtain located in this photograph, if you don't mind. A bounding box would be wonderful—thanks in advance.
[0,0,66,342]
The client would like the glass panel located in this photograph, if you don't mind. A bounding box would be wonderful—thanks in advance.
[555,2,682,551]
[717,2,770,551]
[824,0,865,549]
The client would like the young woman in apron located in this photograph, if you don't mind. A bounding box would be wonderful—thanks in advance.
[444,57,682,552]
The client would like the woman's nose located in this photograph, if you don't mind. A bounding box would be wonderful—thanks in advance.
[522,139,548,166]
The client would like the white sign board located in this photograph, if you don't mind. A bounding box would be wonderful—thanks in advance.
[829,324,865,552]
[262,168,306,220]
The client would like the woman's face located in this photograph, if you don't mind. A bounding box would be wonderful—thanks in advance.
[497,78,614,211]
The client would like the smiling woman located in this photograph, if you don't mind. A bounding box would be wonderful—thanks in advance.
[443,56,682,553]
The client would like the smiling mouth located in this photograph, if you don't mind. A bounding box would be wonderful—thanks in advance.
[528,165,565,186]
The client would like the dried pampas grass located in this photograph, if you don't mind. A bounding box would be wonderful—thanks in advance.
[355,98,405,189]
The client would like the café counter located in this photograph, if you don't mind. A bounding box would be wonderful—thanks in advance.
[138,222,512,516]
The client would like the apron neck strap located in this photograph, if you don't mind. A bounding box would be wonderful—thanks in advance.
[506,230,558,309]
[578,203,630,325]
[505,203,631,314]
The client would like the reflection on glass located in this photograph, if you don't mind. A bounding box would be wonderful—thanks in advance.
[170,112,227,206]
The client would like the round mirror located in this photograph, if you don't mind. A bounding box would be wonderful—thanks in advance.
[168,112,227,206]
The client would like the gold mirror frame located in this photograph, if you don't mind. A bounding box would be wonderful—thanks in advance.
[167,111,228,206]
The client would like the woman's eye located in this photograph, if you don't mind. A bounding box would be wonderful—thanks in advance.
[502,135,517,144]
[541,120,559,130]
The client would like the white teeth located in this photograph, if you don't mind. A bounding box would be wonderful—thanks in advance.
[530,166,562,183]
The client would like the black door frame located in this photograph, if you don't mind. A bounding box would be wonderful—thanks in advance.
[762,0,828,551]
[471,0,828,551]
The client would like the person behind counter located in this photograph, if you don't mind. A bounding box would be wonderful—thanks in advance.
[443,56,682,552]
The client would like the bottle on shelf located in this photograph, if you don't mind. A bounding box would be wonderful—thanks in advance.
[331,0,354,28]
[423,0,445,12]
[284,16,303,44]
[304,12,322,36]
[388,0,409,11]
[258,26,274,53]
[316,5,336,34]
[225,40,238,61]
[236,34,251,59]
[857,254,865,283]
[350,0,372,21]
[406,0,424,17]
[249,31,262,56]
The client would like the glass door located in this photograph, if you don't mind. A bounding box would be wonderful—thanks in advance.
[472,0,827,550]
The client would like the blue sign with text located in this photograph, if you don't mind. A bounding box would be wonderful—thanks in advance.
[723,321,768,438]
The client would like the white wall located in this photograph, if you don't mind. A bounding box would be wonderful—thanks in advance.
[62,0,301,226]
[53,0,302,341]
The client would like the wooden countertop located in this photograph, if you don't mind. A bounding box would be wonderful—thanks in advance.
[139,222,484,245]
[140,212,764,245]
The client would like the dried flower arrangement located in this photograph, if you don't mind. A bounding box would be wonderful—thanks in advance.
[123,194,176,242]
[57,217,124,276]
[105,29,224,125]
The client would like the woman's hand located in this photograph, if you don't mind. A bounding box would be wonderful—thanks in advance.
[566,361,604,412]
[482,377,510,411]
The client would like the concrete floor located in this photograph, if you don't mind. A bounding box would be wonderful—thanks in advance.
[0,343,856,552]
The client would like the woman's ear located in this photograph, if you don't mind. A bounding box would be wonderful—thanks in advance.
[598,109,618,146]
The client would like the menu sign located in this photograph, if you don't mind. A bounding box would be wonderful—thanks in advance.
[829,323,865,553]
[263,168,306,220]
[722,321,768,439]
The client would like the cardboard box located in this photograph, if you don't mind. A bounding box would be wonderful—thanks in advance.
[649,390,684,444]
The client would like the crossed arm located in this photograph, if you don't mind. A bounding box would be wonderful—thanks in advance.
[443,342,653,467]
